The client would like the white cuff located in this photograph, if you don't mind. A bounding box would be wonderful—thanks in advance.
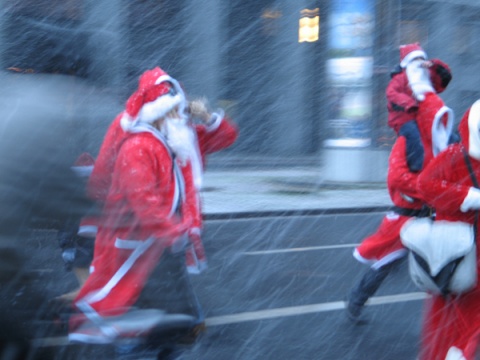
[445,346,466,360]
[205,109,225,132]
[189,227,202,236]
[460,187,480,212]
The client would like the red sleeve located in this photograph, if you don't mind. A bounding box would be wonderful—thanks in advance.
[429,58,452,94]
[115,136,185,238]
[386,73,418,113]
[387,137,421,199]
[180,163,202,231]
[196,117,238,160]
[417,145,470,212]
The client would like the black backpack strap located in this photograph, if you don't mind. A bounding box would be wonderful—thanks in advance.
[461,147,479,243]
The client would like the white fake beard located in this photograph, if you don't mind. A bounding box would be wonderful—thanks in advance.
[163,117,204,188]
[163,117,196,163]
[406,59,434,101]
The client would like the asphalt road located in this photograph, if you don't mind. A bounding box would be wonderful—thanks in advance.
[27,211,425,359]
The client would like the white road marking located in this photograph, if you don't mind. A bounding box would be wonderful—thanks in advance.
[34,292,429,347]
[242,244,358,255]
[205,292,429,326]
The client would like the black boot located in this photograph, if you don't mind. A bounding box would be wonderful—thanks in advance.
[346,265,392,323]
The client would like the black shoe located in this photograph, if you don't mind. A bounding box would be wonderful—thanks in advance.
[344,297,368,325]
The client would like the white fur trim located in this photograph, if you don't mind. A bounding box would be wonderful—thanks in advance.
[189,227,202,236]
[445,346,466,360]
[71,165,94,177]
[353,248,376,266]
[468,99,480,160]
[185,245,208,275]
[114,238,144,249]
[154,75,188,115]
[371,249,408,270]
[353,236,408,270]
[77,225,97,238]
[137,93,183,124]
[190,141,204,189]
[400,193,415,203]
[120,112,136,131]
[400,50,427,68]
[431,105,454,156]
[205,109,225,132]
[80,237,155,304]
[386,211,400,220]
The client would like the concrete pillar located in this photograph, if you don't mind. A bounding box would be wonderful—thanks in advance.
[321,0,389,182]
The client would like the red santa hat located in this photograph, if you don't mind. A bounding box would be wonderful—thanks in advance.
[71,152,95,177]
[399,43,427,68]
[120,67,186,131]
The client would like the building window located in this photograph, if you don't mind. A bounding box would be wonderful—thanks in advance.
[261,8,282,37]
[398,20,428,45]
[299,8,319,43]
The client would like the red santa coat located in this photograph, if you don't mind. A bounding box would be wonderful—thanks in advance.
[86,110,237,275]
[355,93,453,267]
[417,102,480,360]
[73,127,192,321]
[386,59,452,133]
[87,111,237,234]
[87,111,238,204]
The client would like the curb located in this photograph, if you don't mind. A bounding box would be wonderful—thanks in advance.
[204,206,392,221]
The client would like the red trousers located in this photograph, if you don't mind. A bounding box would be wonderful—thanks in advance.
[354,212,410,269]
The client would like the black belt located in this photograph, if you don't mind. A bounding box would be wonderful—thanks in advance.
[392,205,432,218]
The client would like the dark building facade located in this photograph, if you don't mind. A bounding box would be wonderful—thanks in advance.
[1,0,480,170]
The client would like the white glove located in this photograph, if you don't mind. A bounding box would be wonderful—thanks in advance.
[460,187,480,212]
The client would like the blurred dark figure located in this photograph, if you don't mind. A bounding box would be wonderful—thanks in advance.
[0,71,94,358]
[55,152,98,303]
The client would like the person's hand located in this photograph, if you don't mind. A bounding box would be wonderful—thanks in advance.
[420,60,433,68]
[159,216,192,243]
[188,98,211,123]
[162,217,193,252]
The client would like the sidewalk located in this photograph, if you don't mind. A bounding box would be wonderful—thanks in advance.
[201,167,392,218]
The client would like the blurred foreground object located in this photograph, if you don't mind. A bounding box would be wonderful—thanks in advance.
[0,71,118,358]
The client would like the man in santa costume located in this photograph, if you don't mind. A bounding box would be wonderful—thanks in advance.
[87,68,237,276]
[69,67,236,343]
[416,100,480,360]
[386,42,452,172]
[346,75,454,322]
